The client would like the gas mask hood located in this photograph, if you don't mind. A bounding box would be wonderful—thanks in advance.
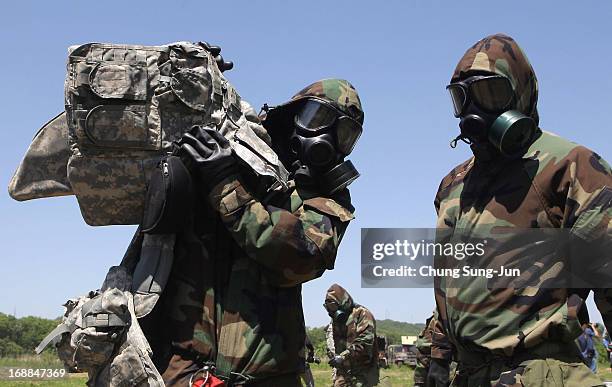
[324,283,355,323]
[448,34,540,160]
[262,79,364,194]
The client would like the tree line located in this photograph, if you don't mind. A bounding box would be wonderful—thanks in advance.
[0,313,59,357]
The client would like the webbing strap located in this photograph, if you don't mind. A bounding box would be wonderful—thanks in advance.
[82,313,129,329]
[35,323,70,354]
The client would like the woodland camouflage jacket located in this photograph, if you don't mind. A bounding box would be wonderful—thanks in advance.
[433,35,612,377]
[325,284,380,385]
[149,177,354,385]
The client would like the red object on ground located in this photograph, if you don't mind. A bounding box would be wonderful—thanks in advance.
[192,373,226,387]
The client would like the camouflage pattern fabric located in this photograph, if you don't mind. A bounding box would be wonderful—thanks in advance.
[147,177,354,386]
[40,266,164,387]
[414,312,437,386]
[8,112,73,201]
[11,41,288,226]
[325,284,379,387]
[433,34,611,386]
[327,318,338,383]
[66,42,231,226]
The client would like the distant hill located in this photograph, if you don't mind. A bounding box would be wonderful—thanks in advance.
[306,318,425,356]
[376,319,425,344]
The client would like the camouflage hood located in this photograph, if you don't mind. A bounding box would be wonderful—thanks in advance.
[451,33,539,125]
[263,78,364,137]
[325,283,355,314]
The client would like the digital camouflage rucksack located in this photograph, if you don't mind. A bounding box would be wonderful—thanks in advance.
[9,41,288,226]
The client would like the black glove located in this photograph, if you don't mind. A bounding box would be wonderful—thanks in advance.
[198,41,233,73]
[175,126,237,191]
[426,358,450,387]
[328,355,345,369]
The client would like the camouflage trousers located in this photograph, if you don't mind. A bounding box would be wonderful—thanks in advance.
[451,358,603,387]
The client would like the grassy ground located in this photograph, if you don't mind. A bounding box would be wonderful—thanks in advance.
[0,357,412,387]
[1,357,612,386]
[0,354,85,386]
[310,363,413,386]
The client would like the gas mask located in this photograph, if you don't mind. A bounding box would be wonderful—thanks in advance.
[324,300,348,323]
[446,75,536,158]
[290,98,362,194]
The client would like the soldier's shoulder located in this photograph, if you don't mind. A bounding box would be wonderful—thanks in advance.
[525,130,611,176]
[354,304,375,321]
[525,130,581,161]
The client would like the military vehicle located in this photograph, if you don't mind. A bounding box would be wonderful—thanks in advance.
[387,336,418,367]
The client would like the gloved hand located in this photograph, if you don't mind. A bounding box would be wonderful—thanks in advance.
[175,126,237,192]
[328,355,345,369]
[426,358,450,387]
[198,41,233,73]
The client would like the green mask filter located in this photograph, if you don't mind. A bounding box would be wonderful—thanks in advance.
[331,310,347,322]
[489,110,536,157]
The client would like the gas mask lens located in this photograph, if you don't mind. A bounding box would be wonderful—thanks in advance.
[446,75,514,116]
[295,100,337,131]
[336,117,362,155]
[324,300,339,314]
[447,85,467,117]
[470,76,513,112]
[294,99,363,156]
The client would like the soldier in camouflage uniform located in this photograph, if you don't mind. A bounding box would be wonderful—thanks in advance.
[324,284,380,387]
[414,314,434,387]
[150,79,363,386]
[415,312,451,387]
[432,33,611,386]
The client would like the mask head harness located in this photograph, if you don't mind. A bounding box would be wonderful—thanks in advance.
[446,74,536,158]
[289,97,362,194]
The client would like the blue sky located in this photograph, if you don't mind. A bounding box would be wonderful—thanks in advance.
[1,1,611,328]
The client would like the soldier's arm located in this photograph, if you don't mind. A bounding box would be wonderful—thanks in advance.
[208,176,354,287]
[557,148,612,332]
[430,318,453,363]
[338,308,376,367]
[414,314,435,386]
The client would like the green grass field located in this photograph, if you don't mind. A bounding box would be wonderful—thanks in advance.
[1,357,612,386]
[309,363,412,386]
[0,354,83,386]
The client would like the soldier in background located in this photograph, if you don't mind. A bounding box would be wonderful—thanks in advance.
[155,79,363,386]
[414,312,451,387]
[301,335,319,387]
[324,284,380,387]
[432,33,612,386]
[578,322,600,373]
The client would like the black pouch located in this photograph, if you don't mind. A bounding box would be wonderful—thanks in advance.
[141,156,194,234]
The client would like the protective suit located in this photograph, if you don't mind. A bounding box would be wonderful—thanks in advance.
[433,33,611,386]
[324,284,379,387]
[414,312,451,387]
[145,79,362,386]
